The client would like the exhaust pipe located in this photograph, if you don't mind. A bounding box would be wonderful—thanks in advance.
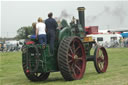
[77,7,85,29]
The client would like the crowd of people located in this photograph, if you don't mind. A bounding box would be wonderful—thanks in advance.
[0,42,21,52]
[30,12,58,54]
[102,37,128,48]
[119,37,128,47]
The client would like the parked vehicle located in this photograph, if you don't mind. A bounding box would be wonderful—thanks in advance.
[87,34,122,48]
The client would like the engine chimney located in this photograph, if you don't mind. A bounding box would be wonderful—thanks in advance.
[77,7,85,29]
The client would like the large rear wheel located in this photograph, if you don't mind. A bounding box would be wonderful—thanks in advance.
[58,37,86,81]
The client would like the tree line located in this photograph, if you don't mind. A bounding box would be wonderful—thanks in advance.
[15,26,33,40]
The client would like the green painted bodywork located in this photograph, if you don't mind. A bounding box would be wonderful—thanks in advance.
[23,20,94,73]
[22,44,59,72]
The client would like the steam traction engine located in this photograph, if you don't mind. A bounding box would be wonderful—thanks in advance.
[22,7,108,81]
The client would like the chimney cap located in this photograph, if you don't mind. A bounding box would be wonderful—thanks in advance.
[77,7,85,11]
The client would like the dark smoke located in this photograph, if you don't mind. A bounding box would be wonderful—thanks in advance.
[60,10,70,18]
[86,3,127,25]
[112,6,127,24]
[86,6,110,24]
[55,10,71,22]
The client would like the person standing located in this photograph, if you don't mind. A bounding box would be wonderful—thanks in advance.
[45,12,58,54]
[32,22,37,35]
[36,17,47,46]
[30,22,37,39]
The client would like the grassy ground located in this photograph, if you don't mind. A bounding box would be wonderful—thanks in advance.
[0,48,128,85]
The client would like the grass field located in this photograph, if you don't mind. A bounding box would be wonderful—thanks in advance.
[0,48,128,85]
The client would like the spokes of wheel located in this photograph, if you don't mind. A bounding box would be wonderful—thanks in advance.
[94,46,108,73]
[68,40,84,78]
[24,46,39,73]
[58,37,86,81]
[71,59,83,77]
[23,72,50,82]
[97,50,105,70]
[34,73,42,77]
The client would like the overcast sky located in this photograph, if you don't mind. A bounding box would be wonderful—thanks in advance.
[1,1,128,38]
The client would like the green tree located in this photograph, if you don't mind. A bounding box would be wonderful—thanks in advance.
[15,26,33,40]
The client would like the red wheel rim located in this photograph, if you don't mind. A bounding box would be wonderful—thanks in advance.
[96,47,108,72]
[68,38,86,79]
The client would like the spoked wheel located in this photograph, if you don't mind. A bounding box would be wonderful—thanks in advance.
[58,36,86,81]
[22,45,50,81]
[94,45,108,73]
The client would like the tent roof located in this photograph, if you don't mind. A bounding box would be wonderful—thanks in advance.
[120,33,128,38]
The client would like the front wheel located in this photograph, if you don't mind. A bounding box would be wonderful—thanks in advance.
[94,45,108,73]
